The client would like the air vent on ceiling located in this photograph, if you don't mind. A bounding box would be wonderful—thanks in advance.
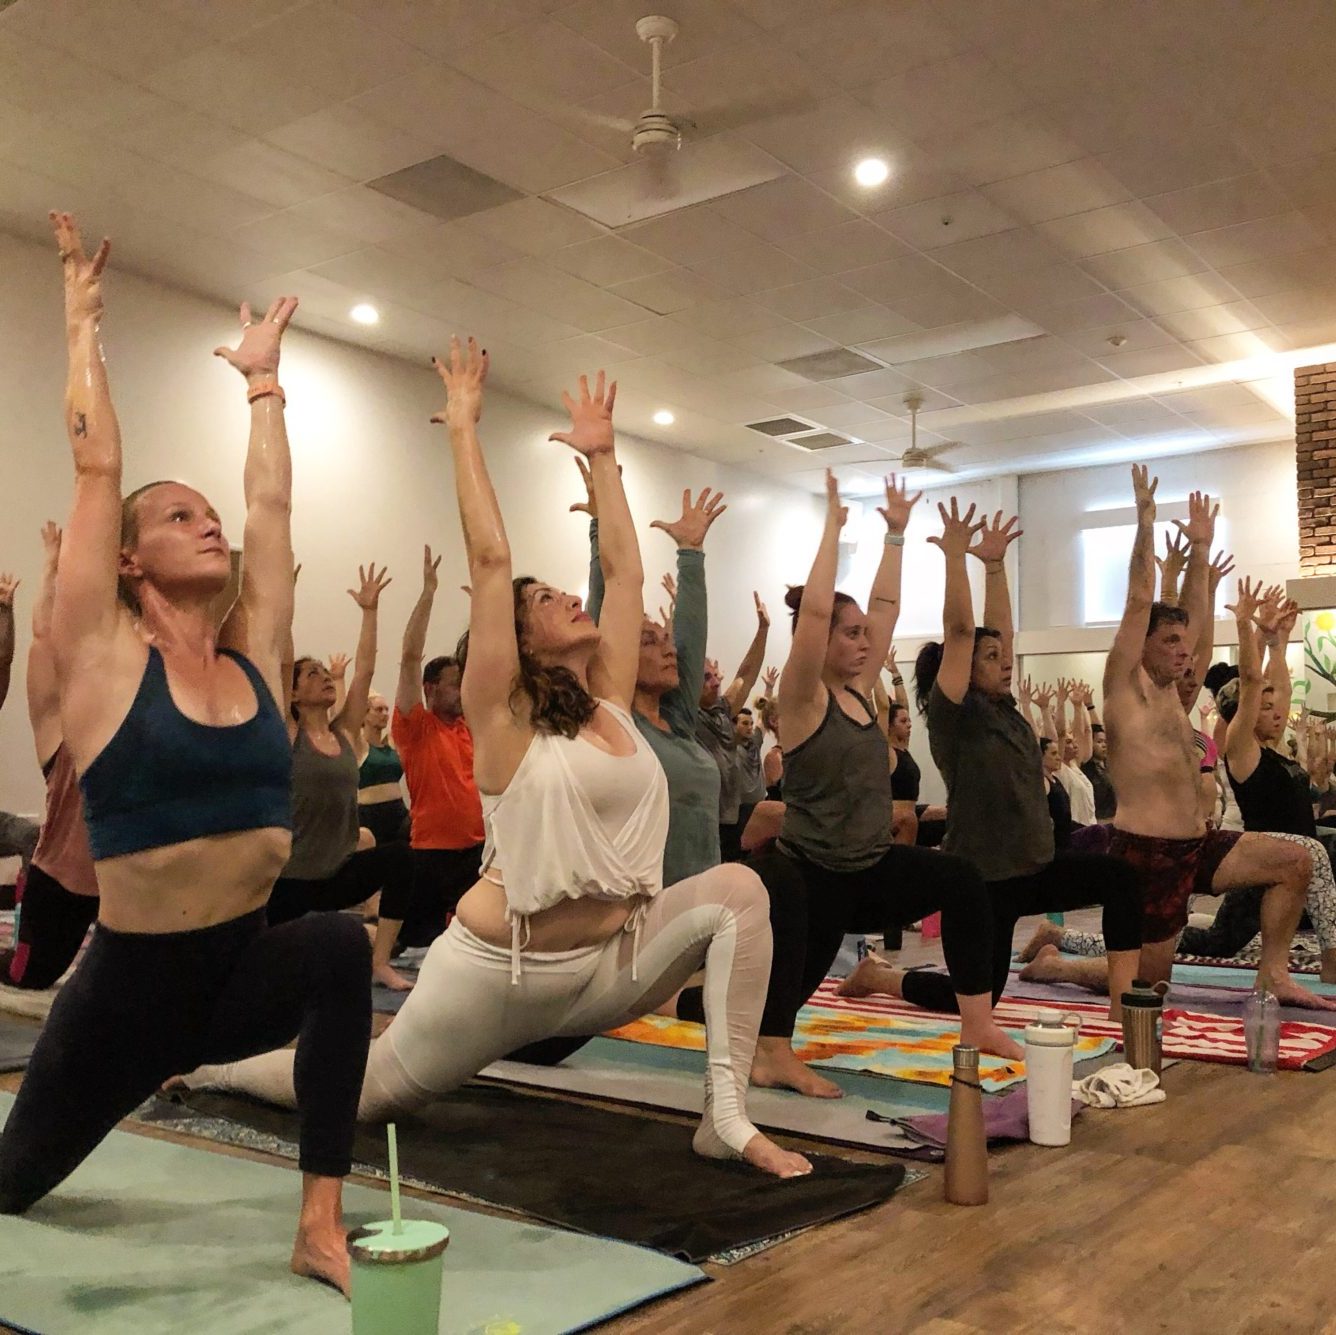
[368,154,523,221]
[776,348,888,381]
[789,431,854,451]
[745,415,819,437]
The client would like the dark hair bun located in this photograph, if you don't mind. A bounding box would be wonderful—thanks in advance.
[783,585,804,613]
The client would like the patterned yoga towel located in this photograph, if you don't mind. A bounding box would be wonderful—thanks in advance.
[608,981,1116,1093]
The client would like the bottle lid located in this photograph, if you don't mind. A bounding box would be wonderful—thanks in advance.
[347,1219,450,1265]
[1120,989,1163,1007]
[952,1044,980,1070]
[1025,1018,1077,1046]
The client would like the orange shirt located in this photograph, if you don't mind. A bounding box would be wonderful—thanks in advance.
[391,705,484,850]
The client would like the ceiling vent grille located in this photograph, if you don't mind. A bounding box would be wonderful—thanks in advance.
[789,431,854,450]
[368,154,523,221]
[776,348,887,381]
[744,415,818,437]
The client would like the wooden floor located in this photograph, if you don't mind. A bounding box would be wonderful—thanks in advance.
[6,915,1336,1335]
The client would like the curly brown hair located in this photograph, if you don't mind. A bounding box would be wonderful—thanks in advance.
[456,577,599,739]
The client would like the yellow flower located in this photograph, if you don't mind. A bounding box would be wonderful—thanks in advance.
[1316,611,1335,632]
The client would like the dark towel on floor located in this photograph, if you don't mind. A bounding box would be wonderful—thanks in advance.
[143,1082,910,1264]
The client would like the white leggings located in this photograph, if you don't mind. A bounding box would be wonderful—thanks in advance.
[185,864,772,1160]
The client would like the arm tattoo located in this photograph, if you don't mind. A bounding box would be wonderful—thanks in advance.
[74,411,87,437]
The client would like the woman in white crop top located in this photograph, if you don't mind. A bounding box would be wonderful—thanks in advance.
[180,340,811,1180]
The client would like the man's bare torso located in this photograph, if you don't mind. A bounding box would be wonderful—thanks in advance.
[1106,671,1203,839]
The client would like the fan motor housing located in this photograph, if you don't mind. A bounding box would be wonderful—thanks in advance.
[632,111,681,153]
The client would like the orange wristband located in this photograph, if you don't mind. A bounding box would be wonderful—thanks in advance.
[246,378,285,405]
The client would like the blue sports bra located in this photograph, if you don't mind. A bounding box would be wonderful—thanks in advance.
[80,645,293,860]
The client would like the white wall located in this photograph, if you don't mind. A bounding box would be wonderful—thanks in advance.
[0,230,822,813]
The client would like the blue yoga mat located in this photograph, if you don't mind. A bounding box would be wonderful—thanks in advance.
[0,1093,704,1335]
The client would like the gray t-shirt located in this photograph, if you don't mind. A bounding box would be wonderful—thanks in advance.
[926,682,1053,882]
[697,699,743,824]
[736,729,767,806]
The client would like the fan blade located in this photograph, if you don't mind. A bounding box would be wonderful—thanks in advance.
[925,458,956,473]
[693,90,823,137]
[920,442,958,459]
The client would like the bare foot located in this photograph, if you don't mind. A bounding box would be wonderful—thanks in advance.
[1265,975,1336,1012]
[1017,919,1064,963]
[291,1222,351,1298]
[835,954,901,999]
[1321,953,1336,986]
[373,962,414,992]
[959,1020,1024,1062]
[741,1131,813,1179]
[160,1074,188,1094]
[750,1039,843,1099]
[1018,943,1064,982]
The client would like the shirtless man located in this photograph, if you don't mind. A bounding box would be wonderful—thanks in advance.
[1077,465,1328,1008]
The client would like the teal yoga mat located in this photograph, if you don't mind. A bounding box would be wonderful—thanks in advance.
[1169,962,1336,994]
[0,1092,704,1335]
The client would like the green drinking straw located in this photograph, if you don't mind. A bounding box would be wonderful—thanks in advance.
[387,1122,402,1235]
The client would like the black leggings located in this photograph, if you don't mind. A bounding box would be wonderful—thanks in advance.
[902,850,1143,1014]
[1,865,97,990]
[402,844,484,947]
[681,841,996,1038]
[1178,884,1262,957]
[358,798,409,848]
[268,842,414,926]
[0,909,370,1212]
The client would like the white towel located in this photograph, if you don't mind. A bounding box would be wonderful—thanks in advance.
[1072,1063,1166,1108]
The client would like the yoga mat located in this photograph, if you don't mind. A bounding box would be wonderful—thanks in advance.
[0,1092,704,1335]
[482,1035,950,1154]
[0,1013,39,1072]
[139,1082,911,1266]
[609,981,1116,1093]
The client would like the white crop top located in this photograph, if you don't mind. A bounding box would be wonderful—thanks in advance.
[480,700,669,981]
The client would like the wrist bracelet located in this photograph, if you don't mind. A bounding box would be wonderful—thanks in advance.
[1086,704,1096,711]
[891,675,904,685]
[247,378,285,405]
[884,531,905,547]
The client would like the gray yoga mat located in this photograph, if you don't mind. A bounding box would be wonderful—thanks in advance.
[0,1092,704,1335]
[0,1013,39,1072]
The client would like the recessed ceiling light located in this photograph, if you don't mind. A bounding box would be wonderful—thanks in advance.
[349,303,380,325]
[853,157,890,188]
[653,409,675,426]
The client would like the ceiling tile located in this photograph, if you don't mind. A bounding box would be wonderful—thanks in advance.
[553,0,764,70]
[803,306,921,346]
[1212,247,1336,300]
[610,267,725,314]
[1061,319,1179,358]
[710,176,859,242]
[99,104,251,169]
[918,113,1085,187]
[1182,329,1289,363]
[1183,211,1328,270]
[264,105,440,182]
[884,283,1011,329]
[196,141,356,209]
[1266,151,1336,213]
[972,263,1107,311]
[981,158,1132,224]
[866,386,960,414]
[1143,173,1292,234]
[1117,271,1249,317]
[891,350,997,390]
[470,257,648,330]
[1152,301,1273,342]
[335,0,568,58]
[930,227,1066,283]
[1036,201,1174,259]
[1273,315,1336,349]
[281,187,440,244]
[664,36,826,128]
[546,234,672,286]
[858,51,1033,142]
[605,316,701,356]
[1023,292,1141,334]
[807,153,965,216]
[666,296,785,338]
[1094,344,1206,379]
[688,242,817,297]
[734,324,839,363]
[814,400,898,430]
[876,190,1017,251]
[738,95,907,177]
[770,219,909,275]
[621,205,761,266]
[1078,238,1210,289]
[458,196,605,254]
[231,211,362,271]
[750,278,871,322]
[1096,135,1258,198]
[1249,286,1336,325]
[830,367,920,401]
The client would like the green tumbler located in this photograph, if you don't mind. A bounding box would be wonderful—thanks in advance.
[348,1218,450,1335]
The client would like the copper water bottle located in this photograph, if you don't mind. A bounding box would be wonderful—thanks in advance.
[944,1044,988,1205]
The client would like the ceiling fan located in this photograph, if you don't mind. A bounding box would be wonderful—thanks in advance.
[544,15,816,226]
[882,393,960,474]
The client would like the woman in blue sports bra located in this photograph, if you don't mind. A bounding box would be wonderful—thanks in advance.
[0,213,371,1297]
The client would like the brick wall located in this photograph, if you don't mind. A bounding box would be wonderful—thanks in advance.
[1297,360,1336,573]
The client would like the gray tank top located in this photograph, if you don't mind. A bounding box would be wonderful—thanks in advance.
[283,727,360,880]
[778,687,892,872]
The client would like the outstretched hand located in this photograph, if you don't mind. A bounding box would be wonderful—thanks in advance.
[214,297,298,380]
[348,562,392,610]
[430,335,488,429]
[50,211,110,326]
[761,666,779,696]
[550,371,616,457]
[1155,530,1188,578]
[754,591,770,629]
[927,497,982,559]
[421,545,441,594]
[1131,463,1157,519]
[0,573,18,609]
[661,572,677,608]
[969,510,1022,564]
[328,652,349,681]
[1225,576,1263,624]
[878,473,922,535]
[650,487,726,550]
[1174,489,1218,547]
[1018,675,1034,707]
[40,521,62,561]
[823,469,848,529]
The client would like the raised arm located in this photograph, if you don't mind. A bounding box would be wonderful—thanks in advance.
[1072,681,1095,764]
[1176,491,1218,690]
[27,523,62,762]
[1053,679,1071,741]
[327,653,349,722]
[724,593,769,717]
[215,296,299,707]
[0,573,16,715]
[649,488,724,729]
[1036,683,1059,742]
[1256,587,1298,719]
[571,457,606,625]
[969,511,1021,665]
[334,563,391,738]
[1018,674,1042,739]
[550,373,639,710]
[47,213,123,675]
[885,647,909,711]
[928,498,984,705]
[857,474,921,697]
[395,546,439,716]
[780,470,845,723]
[1155,530,1188,607]
[1105,464,1158,697]
[1224,578,1265,783]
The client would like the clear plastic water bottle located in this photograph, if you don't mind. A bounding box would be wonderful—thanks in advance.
[1244,985,1280,1075]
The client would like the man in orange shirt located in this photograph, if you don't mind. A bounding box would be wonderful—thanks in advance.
[391,548,485,947]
